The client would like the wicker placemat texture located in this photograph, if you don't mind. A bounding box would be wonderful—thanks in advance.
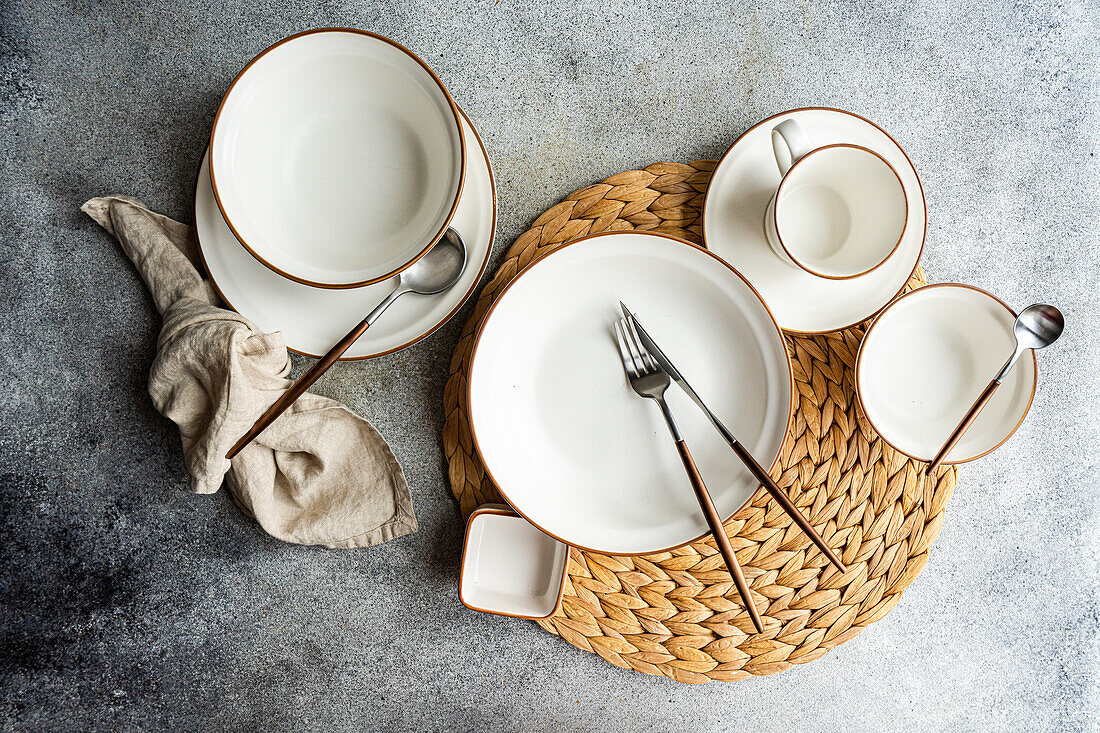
[442,161,957,683]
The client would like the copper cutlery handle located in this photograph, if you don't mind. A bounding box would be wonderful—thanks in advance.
[730,440,848,573]
[617,304,848,574]
[673,439,765,634]
[225,317,371,459]
[925,378,1000,475]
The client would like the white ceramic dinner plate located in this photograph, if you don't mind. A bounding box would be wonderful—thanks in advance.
[703,108,926,333]
[195,106,494,359]
[210,28,465,288]
[468,232,793,555]
[856,284,1036,464]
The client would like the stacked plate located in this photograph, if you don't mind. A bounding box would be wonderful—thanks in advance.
[194,28,496,359]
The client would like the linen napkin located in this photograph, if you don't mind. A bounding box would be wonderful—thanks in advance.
[82,195,416,548]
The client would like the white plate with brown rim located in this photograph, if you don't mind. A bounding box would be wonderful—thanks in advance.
[467,231,793,555]
[195,106,494,359]
[702,107,926,334]
[856,283,1037,464]
[209,28,466,289]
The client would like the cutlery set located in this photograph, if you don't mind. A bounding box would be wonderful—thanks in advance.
[619,303,848,575]
[615,304,846,633]
[199,28,1063,630]
[614,311,765,631]
[620,305,849,629]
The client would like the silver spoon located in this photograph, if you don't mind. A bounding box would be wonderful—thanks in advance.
[926,303,1064,474]
[227,228,468,459]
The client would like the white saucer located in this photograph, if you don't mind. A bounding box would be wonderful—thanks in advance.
[467,232,793,555]
[195,106,495,359]
[702,108,926,333]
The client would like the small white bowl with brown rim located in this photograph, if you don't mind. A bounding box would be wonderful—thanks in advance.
[459,505,568,620]
[856,283,1037,465]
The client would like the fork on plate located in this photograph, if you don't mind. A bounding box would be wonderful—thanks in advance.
[613,317,765,633]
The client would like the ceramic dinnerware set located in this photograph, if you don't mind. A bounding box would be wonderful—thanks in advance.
[195,28,496,364]
[461,105,1060,622]
[197,29,1061,626]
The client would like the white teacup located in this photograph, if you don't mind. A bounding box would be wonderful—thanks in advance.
[763,119,908,280]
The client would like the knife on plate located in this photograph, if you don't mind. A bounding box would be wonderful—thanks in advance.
[620,302,847,573]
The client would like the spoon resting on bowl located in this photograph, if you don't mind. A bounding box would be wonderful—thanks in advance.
[925,303,1063,475]
[226,228,468,459]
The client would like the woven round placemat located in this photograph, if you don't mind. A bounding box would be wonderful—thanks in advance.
[443,161,958,683]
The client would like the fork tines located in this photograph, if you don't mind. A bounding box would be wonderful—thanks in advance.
[614,316,657,377]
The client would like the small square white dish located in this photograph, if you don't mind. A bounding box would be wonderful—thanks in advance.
[459,505,568,619]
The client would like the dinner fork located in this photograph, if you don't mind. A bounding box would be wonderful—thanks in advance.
[620,303,847,574]
[613,318,765,634]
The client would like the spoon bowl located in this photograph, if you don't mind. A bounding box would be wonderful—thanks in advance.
[395,228,468,297]
[1013,303,1064,352]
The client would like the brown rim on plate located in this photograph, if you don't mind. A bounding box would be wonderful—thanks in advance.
[194,104,496,361]
[854,282,1038,465]
[701,106,927,334]
[771,143,908,281]
[458,506,569,620]
[208,27,467,290]
[465,230,797,557]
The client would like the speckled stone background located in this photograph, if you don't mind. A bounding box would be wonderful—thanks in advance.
[1,0,1098,730]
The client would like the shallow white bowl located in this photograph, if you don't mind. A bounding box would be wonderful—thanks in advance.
[459,505,568,619]
[210,28,465,288]
[468,232,793,555]
[856,284,1036,463]
[195,105,494,359]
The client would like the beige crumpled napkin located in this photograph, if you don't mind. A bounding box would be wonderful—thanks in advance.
[82,195,416,548]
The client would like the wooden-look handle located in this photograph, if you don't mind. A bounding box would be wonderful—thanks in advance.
[674,439,765,634]
[925,378,1001,475]
[225,318,372,459]
[730,441,847,573]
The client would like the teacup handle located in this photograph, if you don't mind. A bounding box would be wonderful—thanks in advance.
[771,119,811,176]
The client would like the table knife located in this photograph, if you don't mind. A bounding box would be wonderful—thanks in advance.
[620,301,847,573]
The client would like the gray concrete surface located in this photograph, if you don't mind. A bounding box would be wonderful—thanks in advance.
[2,0,1098,730]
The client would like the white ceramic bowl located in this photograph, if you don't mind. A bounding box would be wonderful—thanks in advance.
[195,105,495,359]
[765,144,907,279]
[856,284,1036,463]
[459,505,568,619]
[467,231,793,556]
[210,28,465,288]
